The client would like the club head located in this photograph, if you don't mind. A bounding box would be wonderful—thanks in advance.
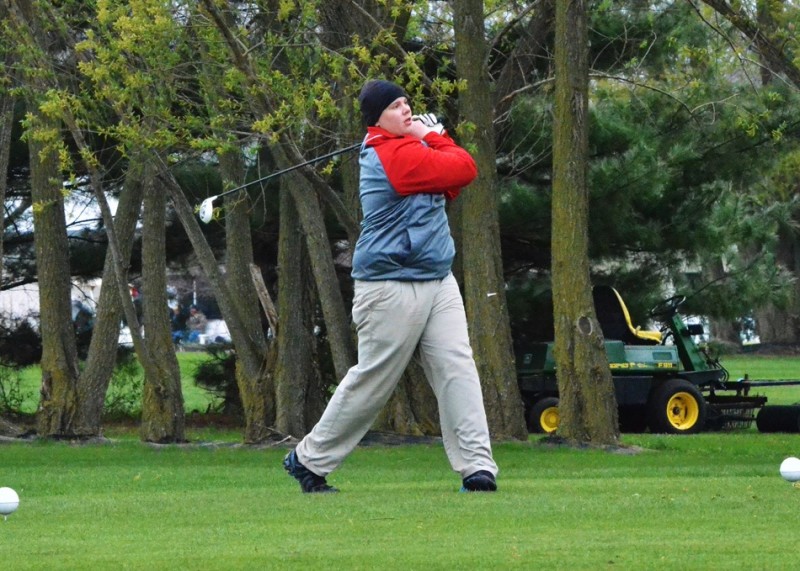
[199,196,217,224]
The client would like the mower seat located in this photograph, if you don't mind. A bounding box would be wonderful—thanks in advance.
[592,286,662,345]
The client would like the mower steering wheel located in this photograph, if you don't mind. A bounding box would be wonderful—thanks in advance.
[649,295,686,319]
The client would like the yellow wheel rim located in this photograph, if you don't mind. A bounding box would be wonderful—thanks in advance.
[540,406,560,433]
[665,391,700,430]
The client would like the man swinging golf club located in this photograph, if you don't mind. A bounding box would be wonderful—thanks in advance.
[283,79,499,493]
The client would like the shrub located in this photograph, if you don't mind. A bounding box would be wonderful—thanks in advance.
[193,344,241,417]
[103,349,143,419]
[0,316,42,366]
[0,363,32,414]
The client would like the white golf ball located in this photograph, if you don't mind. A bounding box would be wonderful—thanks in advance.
[779,457,800,482]
[0,487,19,516]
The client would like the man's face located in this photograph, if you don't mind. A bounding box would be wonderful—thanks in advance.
[376,96,413,136]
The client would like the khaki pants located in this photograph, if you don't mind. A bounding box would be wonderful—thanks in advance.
[295,273,498,479]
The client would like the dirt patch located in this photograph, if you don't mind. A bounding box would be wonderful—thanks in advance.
[537,434,646,455]
[359,431,442,447]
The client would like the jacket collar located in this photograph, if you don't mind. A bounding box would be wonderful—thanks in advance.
[364,126,405,147]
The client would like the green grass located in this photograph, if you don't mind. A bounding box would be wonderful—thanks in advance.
[4,354,800,568]
[721,354,800,405]
[11,351,800,410]
[11,352,219,415]
[2,432,800,569]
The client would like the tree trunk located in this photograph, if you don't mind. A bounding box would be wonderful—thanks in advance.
[749,0,799,346]
[700,0,800,89]
[452,0,528,440]
[158,161,275,442]
[28,108,81,437]
[374,357,440,435]
[198,0,360,436]
[755,227,800,343]
[552,0,618,445]
[757,0,778,86]
[7,0,163,437]
[140,165,185,443]
[493,0,555,121]
[73,161,145,435]
[221,150,275,437]
[703,258,741,347]
[0,75,13,281]
[193,24,276,440]
[274,184,325,436]
[317,0,369,220]
[7,0,81,438]
[709,318,741,346]
[320,0,441,437]
[274,148,356,382]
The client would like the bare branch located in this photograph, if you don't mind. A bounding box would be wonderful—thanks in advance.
[695,0,800,90]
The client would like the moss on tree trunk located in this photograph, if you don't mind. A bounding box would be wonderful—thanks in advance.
[220,150,275,443]
[552,0,619,446]
[28,110,81,438]
[139,165,185,443]
[452,0,528,440]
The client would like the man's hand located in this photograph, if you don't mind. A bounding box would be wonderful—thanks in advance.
[412,113,445,135]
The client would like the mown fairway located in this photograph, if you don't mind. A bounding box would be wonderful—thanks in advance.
[2,431,800,570]
[722,354,800,405]
[2,353,800,569]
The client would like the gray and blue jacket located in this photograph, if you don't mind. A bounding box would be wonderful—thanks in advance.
[351,127,478,281]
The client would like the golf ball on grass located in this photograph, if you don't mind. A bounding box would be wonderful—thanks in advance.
[0,487,19,518]
[779,457,800,482]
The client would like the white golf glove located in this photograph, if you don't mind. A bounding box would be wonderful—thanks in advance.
[412,113,445,135]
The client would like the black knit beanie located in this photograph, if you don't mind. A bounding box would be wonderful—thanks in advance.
[358,80,406,127]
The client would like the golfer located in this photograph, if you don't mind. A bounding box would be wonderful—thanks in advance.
[284,79,498,493]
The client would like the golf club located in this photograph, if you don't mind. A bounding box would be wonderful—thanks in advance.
[197,142,361,223]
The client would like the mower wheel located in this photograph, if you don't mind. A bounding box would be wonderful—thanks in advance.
[527,397,560,434]
[647,379,706,434]
[756,405,800,433]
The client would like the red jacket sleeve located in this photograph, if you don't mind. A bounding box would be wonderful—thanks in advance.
[374,132,477,199]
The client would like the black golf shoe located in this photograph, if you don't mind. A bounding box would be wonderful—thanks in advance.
[283,449,339,493]
[460,470,497,492]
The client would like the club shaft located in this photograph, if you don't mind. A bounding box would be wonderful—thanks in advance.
[214,142,361,201]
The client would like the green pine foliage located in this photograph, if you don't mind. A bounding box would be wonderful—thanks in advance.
[499,2,800,331]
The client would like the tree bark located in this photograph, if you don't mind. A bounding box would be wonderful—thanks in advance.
[7,0,81,439]
[73,161,145,435]
[272,147,356,383]
[493,0,555,121]
[139,164,185,443]
[158,162,274,443]
[317,0,370,220]
[274,183,325,435]
[552,0,618,445]
[28,108,82,437]
[452,0,528,440]
[199,0,359,437]
[748,0,799,345]
[755,228,800,343]
[756,0,778,86]
[703,259,741,347]
[698,0,800,89]
[6,0,169,437]
[0,70,13,282]
[221,150,275,435]
[317,0,440,436]
[374,357,440,435]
